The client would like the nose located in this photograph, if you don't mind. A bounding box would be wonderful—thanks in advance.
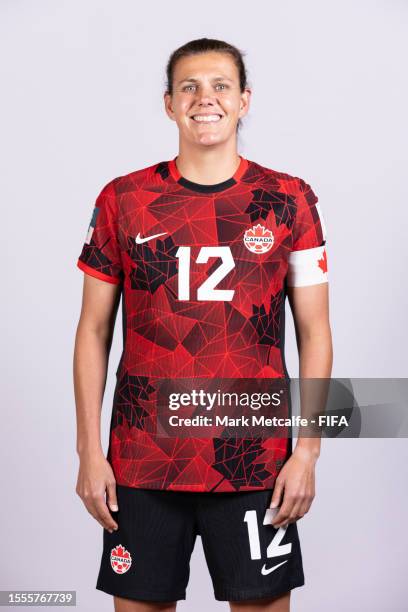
[197,83,216,106]
[198,96,215,106]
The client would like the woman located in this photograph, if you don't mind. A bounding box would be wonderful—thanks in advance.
[74,38,332,612]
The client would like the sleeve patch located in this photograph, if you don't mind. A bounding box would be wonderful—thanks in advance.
[85,206,100,244]
[287,245,328,287]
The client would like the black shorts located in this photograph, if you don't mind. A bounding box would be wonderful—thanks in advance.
[96,485,304,603]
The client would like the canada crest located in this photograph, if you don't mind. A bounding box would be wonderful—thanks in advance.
[243,224,274,254]
[110,544,132,574]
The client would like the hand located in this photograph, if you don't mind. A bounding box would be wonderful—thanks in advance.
[76,450,119,533]
[269,446,317,529]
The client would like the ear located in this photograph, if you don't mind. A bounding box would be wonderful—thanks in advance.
[164,92,176,121]
[238,88,252,119]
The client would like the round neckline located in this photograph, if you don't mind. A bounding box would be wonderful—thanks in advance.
[168,155,248,193]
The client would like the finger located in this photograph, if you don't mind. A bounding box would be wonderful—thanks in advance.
[298,493,314,517]
[270,479,284,509]
[287,499,304,524]
[298,477,315,517]
[106,481,119,513]
[83,498,107,529]
[86,506,112,532]
[272,491,297,527]
[94,496,119,532]
[272,501,292,528]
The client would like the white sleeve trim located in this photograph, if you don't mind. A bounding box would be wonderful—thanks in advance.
[315,202,327,241]
[287,245,328,287]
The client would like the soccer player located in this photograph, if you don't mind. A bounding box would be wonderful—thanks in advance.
[74,38,333,612]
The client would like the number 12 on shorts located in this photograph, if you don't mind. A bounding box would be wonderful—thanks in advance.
[244,509,292,561]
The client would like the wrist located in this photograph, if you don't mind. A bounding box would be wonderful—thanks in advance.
[293,441,320,462]
[76,441,104,459]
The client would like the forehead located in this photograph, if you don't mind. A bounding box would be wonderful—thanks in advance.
[173,51,239,83]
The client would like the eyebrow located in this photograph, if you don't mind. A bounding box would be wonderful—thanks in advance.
[176,76,234,86]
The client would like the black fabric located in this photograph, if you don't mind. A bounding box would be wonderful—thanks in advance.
[96,486,304,602]
[177,176,236,193]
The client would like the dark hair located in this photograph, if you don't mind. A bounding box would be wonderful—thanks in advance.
[165,38,248,95]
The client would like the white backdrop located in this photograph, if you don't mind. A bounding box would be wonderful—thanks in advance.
[1,1,407,610]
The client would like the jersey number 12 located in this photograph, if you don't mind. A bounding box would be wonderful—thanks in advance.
[176,246,235,301]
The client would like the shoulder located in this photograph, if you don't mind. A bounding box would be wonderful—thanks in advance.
[98,161,170,198]
[245,160,319,211]
[245,159,313,193]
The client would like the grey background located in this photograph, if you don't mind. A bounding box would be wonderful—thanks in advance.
[1,0,407,610]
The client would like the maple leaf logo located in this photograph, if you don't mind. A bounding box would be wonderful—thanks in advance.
[110,544,132,574]
[243,224,274,254]
[318,249,328,274]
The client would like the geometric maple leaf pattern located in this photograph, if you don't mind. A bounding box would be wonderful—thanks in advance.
[155,161,170,180]
[78,238,117,278]
[249,292,284,347]
[212,438,272,491]
[128,235,178,294]
[77,156,326,492]
[113,373,156,431]
[245,188,297,227]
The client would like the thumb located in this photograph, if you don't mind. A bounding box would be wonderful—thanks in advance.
[270,479,284,509]
[106,481,119,512]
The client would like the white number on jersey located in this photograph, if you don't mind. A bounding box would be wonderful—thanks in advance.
[176,246,235,301]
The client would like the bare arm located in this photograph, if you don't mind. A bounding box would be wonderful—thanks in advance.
[271,283,333,527]
[73,273,122,533]
[289,281,333,456]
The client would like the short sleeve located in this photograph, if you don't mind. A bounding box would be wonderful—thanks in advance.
[287,178,328,287]
[77,181,123,285]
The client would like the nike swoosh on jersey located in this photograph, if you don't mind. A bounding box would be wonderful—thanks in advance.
[135,232,167,244]
[261,560,288,575]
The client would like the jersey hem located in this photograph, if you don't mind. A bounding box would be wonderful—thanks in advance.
[112,481,276,494]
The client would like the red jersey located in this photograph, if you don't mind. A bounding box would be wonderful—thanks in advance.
[77,156,328,492]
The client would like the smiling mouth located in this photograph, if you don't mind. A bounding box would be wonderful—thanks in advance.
[191,114,223,123]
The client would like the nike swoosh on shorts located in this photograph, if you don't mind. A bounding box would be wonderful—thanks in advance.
[261,560,288,575]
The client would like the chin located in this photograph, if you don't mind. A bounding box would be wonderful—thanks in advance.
[197,138,223,147]
[195,132,229,147]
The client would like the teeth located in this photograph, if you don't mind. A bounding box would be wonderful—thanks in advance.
[192,115,221,122]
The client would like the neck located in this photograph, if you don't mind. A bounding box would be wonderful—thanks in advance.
[176,139,241,185]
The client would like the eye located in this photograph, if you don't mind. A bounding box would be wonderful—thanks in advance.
[215,83,228,91]
[183,84,197,92]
